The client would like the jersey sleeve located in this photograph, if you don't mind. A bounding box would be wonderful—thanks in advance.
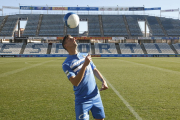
[90,61,96,70]
[62,64,76,80]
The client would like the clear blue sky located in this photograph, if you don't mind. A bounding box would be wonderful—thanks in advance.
[1,0,180,32]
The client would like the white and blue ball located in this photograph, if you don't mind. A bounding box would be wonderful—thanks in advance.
[63,12,79,28]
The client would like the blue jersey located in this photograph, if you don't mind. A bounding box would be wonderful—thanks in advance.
[62,53,99,104]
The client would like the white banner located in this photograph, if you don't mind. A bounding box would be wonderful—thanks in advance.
[29,37,45,39]
[112,37,124,40]
[46,37,57,40]
[161,9,179,12]
[138,37,152,39]
[0,37,14,39]
[29,37,57,40]
[3,6,19,9]
[99,7,129,11]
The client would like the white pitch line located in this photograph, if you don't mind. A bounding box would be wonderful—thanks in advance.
[152,58,180,64]
[0,59,55,78]
[102,75,143,120]
[117,59,180,75]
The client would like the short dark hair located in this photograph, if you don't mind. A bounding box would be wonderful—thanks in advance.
[62,34,71,50]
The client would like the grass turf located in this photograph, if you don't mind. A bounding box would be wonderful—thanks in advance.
[0,57,180,120]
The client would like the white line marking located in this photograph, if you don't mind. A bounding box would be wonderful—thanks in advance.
[117,59,180,75]
[152,58,180,64]
[0,59,55,78]
[102,75,143,120]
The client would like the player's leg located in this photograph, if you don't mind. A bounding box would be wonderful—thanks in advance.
[91,94,105,120]
[75,103,92,120]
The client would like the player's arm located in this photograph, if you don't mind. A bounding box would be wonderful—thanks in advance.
[69,54,91,86]
[93,68,108,91]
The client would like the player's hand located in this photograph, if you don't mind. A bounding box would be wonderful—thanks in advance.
[84,54,91,67]
[100,80,108,91]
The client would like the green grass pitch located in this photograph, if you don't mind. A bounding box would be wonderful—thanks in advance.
[0,57,180,120]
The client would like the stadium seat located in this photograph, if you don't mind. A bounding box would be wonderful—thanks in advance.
[51,43,91,54]
[145,16,165,36]
[172,43,180,54]
[160,17,180,36]
[22,14,40,37]
[79,15,101,36]
[23,43,48,54]
[119,43,144,54]
[143,43,174,54]
[101,15,128,37]
[125,15,143,37]
[39,15,64,36]
[77,43,91,54]
[94,43,117,54]
[51,43,68,54]
[0,43,23,54]
[0,15,18,36]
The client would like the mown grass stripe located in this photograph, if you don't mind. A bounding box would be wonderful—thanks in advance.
[117,59,180,75]
[102,74,143,120]
[0,59,55,78]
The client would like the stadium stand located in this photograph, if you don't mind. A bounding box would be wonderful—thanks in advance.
[77,43,91,54]
[0,16,6,29]
[22,14,40,36]
[145,16,165,36]
[101,15,128,36]
[125,15,143,36]
[172,43,180,54]
[0,43,23,54]
[51,43,68,54]
[51,43,91,54]
[0,15,18,36]
[159,17,180,36]
[23,43,48,54]
[119,43,144,54]
[94,43,118,54]
[39,15,64,36]
[143,43,174,54]
[0,14,180,57]
[79,15,101,36]
[66,26,79,36]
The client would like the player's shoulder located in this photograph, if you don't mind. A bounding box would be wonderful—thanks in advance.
[62,56,72,67]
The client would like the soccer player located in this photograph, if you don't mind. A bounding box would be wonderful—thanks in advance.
[62,35,108,120]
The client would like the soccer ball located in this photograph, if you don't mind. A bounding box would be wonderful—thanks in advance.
[63,12,79,28]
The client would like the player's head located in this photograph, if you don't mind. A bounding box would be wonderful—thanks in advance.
[62,34,77,51]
